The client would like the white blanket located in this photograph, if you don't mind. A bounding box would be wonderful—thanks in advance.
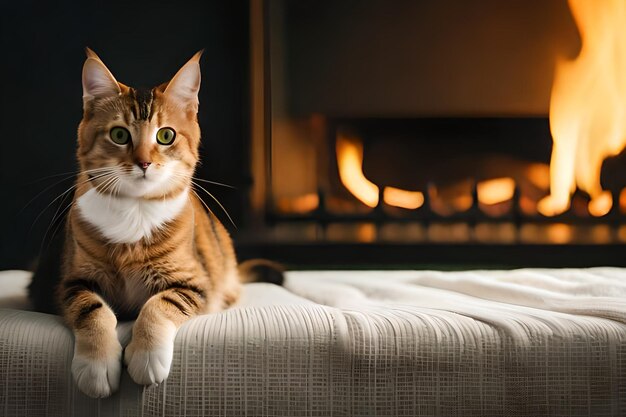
[1,268,625,416]
[285,268,626,342]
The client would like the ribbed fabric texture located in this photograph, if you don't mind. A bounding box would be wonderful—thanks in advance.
[1,269,625,416]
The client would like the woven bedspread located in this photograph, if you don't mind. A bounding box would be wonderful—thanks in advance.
[1,268,625,416]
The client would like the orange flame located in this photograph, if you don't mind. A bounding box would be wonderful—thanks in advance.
[336,133,424,210]
[477,177,515,205]
[336,134,379,207]
[383,187,424,210]
[539,0,626,217]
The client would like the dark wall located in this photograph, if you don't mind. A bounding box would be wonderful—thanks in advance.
[278,0,578,116]
[1,0,250,269]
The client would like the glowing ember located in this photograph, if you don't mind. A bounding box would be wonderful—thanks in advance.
[428,182,473,216]
[277,193,320,213]
[383,187,424,210]
[620,188,626,212]
[476,177,515,205]
[356,223,377,242]
[546,223,573,244]
[539,0,626,217]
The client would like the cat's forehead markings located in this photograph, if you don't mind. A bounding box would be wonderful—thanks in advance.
[130,88,155,122]
[122,110,131,126]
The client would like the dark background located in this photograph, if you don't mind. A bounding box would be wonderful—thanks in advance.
[1,0,250,269]
[275,0,577,117]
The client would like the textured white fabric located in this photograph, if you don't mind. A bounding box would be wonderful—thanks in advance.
[285,269,626,343]
[0,270,32,310]
[0,269,625,416]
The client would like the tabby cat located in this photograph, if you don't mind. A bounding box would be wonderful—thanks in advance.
[29,49,281,398]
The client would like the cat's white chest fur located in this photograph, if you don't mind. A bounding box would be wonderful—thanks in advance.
[76,188,189,244]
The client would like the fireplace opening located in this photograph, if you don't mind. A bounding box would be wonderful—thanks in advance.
[238,0,626,267]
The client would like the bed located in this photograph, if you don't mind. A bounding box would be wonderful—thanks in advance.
[1,268,625,416]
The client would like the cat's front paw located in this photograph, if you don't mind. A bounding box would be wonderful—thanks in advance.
[72,340,122,398]
[124,324,176,386]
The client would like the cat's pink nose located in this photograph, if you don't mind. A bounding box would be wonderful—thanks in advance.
[137,161,151,171]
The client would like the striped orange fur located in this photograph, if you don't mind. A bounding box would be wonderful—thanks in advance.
[58,49,244,398]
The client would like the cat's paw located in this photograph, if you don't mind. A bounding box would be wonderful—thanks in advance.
[124,324,176,386]
[72,341,122,398]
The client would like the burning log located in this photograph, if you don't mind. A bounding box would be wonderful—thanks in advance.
[335,131,549,216]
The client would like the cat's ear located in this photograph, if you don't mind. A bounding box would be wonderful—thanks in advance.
[82,48,121,105]
[164,50,203,109]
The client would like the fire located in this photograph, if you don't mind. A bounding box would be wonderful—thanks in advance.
[428,182,473,216]
[476,177,515,205]
[383,187,424,210]
[336,133,424,210]
[539,0,626,217]
[277,193,319,213]
[336,134,379,207]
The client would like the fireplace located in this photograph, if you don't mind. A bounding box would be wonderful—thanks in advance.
[236,0,626,267]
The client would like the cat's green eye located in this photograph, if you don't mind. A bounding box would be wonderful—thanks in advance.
[110,127,131,145]
[156,127,176,145]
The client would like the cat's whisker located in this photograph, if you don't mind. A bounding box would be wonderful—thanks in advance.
[31,171,111,231]
[40,197,75,256]
[20,175,79,214]
[111,177,122,196]
[32,172,111,238]
[169,168,236,190]
[80,167,119,180]
[25,166,112,186]
[42,185,75,248]
[25,171,80,185]
[104,179,118,212]
[84,167,119,175]
[165,172,193,193]
[47,199,72,241]
[94,175,118,212]
[94,174,120,212]
[191,181,237,228]
[169,171,189,180]
[170,173,192,191]
[20,166,114,214]
[35,169,107,247]
[191,177,236,189]
[112,177,123,198]
[98,179,116,198]
[97,172,118,193]
[93,167,122,190]
[191,189,217,219]
[109,177,122,199]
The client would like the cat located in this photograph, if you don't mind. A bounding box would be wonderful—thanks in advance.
[29,48,282,398]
